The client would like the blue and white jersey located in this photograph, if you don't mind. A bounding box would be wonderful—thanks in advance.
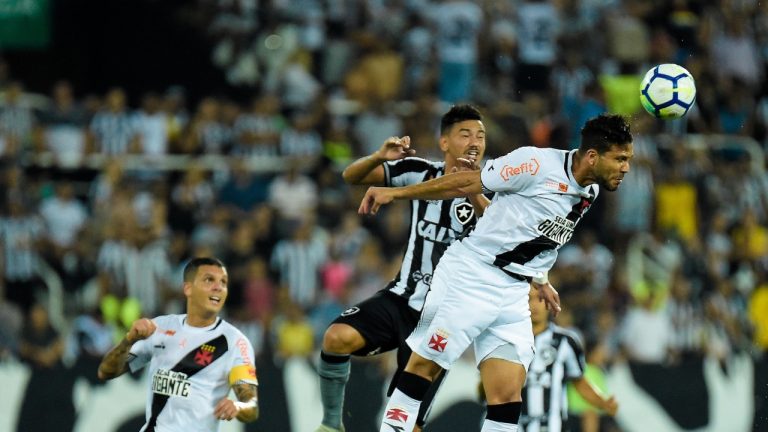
[461,147,599,279]
[383,157,477,311]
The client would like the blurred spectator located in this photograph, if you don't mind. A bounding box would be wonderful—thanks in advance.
[0,81,36,159]
[270,218,327,309]
[38,80,89,166]
[620,293,673,364]
[17,303,72,430]
[169,164,216,234]
[218,159,269,214]
[731,209,768,264]
[273,298,314,359]
[232,94,284,157]
[133,92,169,156]
[38,182,88,253]
[0,197,46,313]
[89,87,138,155]
[267,159,318,224]
[426,0,483,102]
[515,0,560,94]
[279,111,323,158]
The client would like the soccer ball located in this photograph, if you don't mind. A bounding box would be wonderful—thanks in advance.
[639,63,697,119]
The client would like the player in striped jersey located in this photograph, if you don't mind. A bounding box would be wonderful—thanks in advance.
[315,105,489,432]
[98,257,259,432]
[360,114,632,432]
[521,285,617,432]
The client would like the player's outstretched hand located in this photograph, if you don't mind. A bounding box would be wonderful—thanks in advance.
[603,396,618,416]
[533,281,561,317]
[214,398,239,421]
[359,186,395,215]
[376,136,415,161]
[126,318,157,343]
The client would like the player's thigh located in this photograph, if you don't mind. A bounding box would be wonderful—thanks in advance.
[479,357,527,404]
[406,255,504,370]
[329,291,409,356]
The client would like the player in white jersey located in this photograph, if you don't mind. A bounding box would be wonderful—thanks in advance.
[98,257,259,432]
[359,114,633,432]
[315,105,489,432]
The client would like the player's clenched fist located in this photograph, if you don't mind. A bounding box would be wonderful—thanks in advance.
[126,318,157,343]
[358,186,395,215]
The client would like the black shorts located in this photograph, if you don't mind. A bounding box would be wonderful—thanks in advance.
[332,289,419,358]
[331,289,444,426]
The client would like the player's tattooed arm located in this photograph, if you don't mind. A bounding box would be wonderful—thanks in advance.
[98,318,156,380]
[97,338,136,380]
[233,381,259,422]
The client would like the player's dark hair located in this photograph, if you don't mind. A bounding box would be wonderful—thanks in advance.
[440,104,483,135]
[579,114,633,153]
[183,257,225,282]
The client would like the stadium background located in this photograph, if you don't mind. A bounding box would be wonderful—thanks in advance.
[0,0,765,431]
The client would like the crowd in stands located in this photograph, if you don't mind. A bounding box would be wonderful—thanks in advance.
[0,0,766,402]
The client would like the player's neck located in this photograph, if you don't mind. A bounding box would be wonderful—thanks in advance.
[186,312,218,328]
[571,150,595,187]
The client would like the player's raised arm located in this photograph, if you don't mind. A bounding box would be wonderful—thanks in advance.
[358,170,482,215]
[342,136,415,185]
[97,317,156,380]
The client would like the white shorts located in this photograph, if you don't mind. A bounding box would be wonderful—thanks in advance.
[406,243,535,371]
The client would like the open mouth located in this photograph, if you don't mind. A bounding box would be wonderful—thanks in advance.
[209,296,222,305]
[466,150,479,161]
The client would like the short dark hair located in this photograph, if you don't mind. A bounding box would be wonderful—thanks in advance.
[183,257,225,282]
[440,104,483,135]
[579,114,633,153]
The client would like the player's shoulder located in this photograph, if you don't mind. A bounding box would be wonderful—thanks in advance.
[218,319,252,342]
[551,324,585,348]
[153,314,184,329]
[387,157,443,172]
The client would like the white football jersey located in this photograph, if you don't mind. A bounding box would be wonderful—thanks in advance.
[461,147,599,279]
[128,314,258,432]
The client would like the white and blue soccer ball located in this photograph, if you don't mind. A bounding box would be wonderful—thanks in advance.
[639,63,697,119]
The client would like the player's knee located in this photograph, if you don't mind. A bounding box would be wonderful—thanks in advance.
[322,324,365,354]
[483,383,522,405]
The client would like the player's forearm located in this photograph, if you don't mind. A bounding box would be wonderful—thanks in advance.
[97,338,134,380]
[391,171,482,201]
[233,382,259,422]
[342,154,385,185]
[573,378,610,411]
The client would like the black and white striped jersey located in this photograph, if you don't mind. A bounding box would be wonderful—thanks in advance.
[382,157,477,311]
[463,147,599,280]
[522,324,586,432]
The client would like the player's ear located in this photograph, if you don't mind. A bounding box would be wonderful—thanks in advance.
[183,282,192,297]
[439,135,449,152]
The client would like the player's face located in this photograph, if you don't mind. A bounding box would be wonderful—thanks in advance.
[594,143,633,191]
[441,120,486,166]
[185,265,228,317]
[529,287,549,325]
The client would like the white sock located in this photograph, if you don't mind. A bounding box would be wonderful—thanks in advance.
[481,419,520,431]
[379,388,421,432]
